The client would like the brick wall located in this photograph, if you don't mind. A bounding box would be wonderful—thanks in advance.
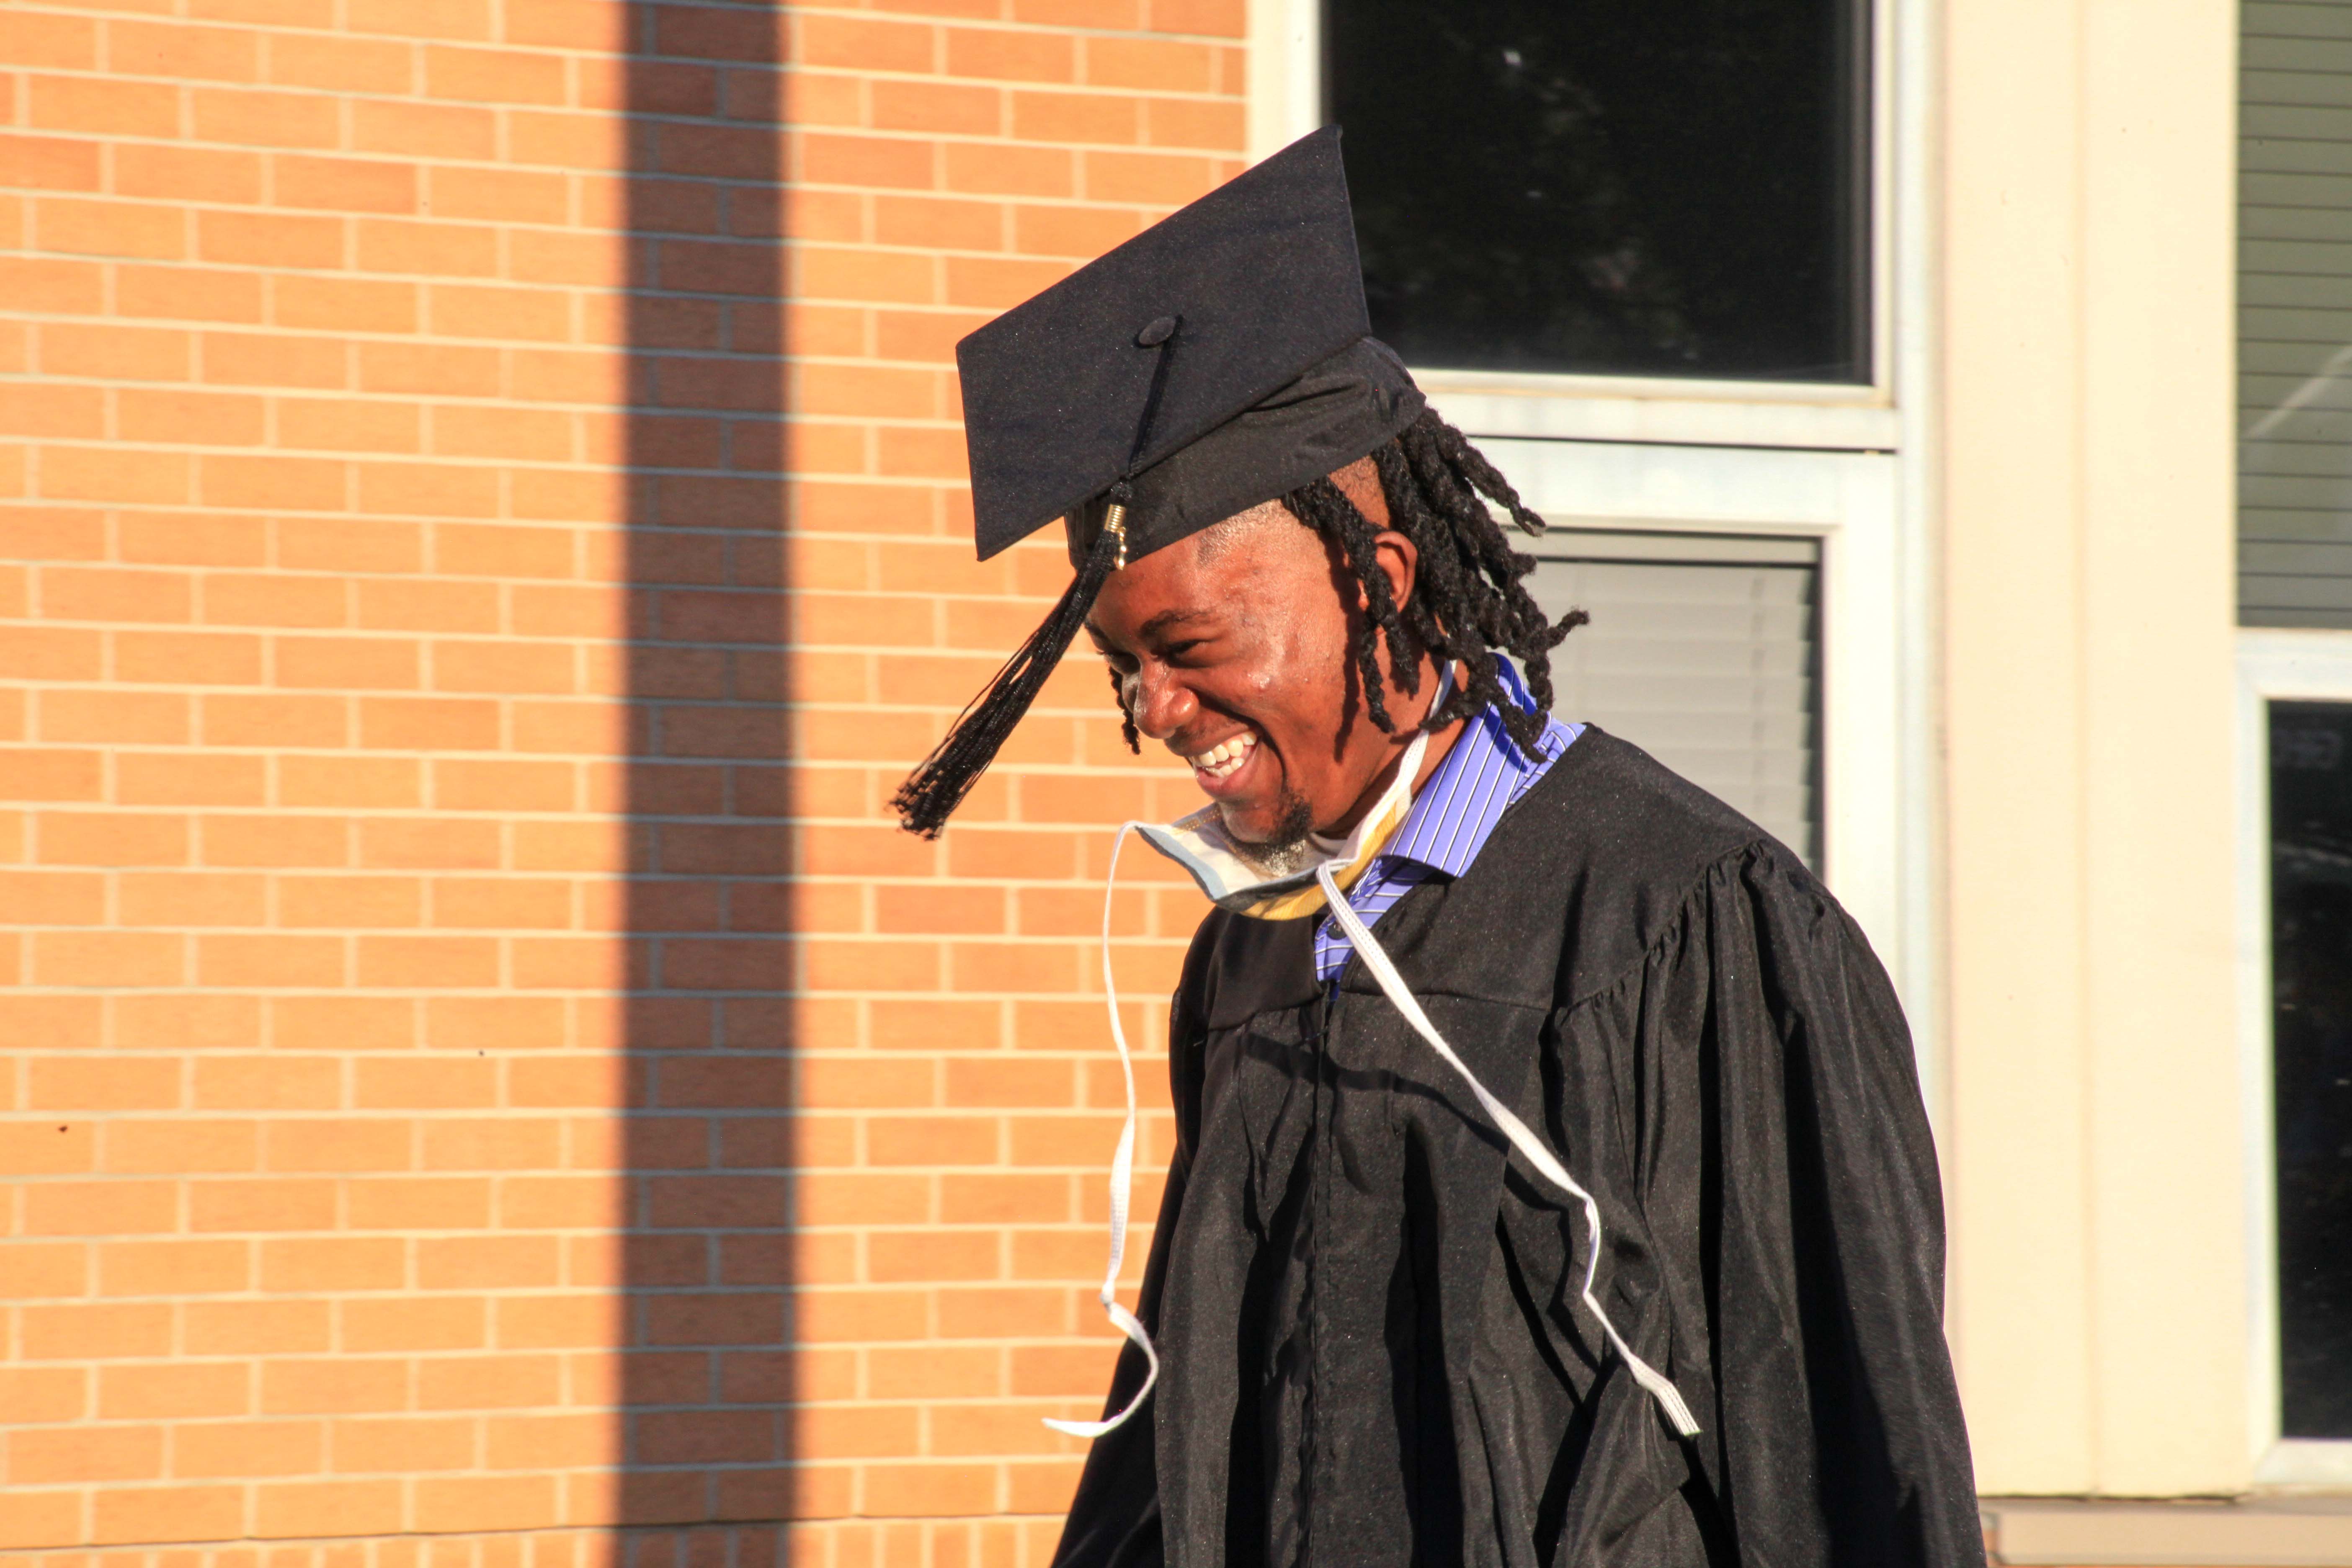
[0,0,1242,1563]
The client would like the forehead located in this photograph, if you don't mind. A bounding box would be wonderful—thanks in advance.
[1086,503,1318,639]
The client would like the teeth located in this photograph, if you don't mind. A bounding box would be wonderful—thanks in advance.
[1187,731,1256,779]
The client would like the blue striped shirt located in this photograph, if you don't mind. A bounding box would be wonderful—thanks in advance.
[1312,658,1581,985]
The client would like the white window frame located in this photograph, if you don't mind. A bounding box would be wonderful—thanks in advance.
[2234,629,2352,1487]
[1246,0,1944,1119]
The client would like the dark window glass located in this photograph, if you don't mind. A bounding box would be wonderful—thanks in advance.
[2270,700,2352,1436]
[1326,0,1871,381]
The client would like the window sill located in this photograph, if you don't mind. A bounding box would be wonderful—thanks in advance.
[1412,370,1900,451]
[1983,1497,2352,1566]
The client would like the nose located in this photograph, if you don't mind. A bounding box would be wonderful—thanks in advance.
[1130,662,1196,742]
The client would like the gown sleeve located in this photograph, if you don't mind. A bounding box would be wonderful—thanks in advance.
[1049,968,1209,1568]
[1687,845,1983,1568]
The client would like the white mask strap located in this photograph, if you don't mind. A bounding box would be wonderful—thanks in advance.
[1043,820,1160,1439]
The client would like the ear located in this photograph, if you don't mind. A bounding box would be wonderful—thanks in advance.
[1368,530,1417,618]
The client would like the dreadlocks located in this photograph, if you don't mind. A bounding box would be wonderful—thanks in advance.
[1111,409,1584,759]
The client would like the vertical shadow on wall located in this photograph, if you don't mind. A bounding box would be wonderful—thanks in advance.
[621,0,794,1548]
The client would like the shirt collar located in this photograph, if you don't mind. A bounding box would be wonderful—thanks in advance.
[1382,656,1564,878]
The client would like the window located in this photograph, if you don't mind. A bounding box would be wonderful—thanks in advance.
[1324,0,1872,381]
[2240,1,2352,626]
[1527,531,1821,865]
[2269,700,2352,1438]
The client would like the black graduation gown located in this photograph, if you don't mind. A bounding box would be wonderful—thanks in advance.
[1051,730,1983,1568]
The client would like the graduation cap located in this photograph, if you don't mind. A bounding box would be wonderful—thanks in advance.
[893,126,1426,836]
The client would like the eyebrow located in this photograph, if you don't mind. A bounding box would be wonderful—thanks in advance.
[1085,608,1217,650]
[1137,608,1217,639]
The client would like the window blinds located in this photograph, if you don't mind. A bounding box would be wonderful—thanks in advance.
[2242,1,2352,626]
[1524,531,1821,867]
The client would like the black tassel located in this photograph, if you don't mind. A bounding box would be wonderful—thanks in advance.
[893,524,1124,838]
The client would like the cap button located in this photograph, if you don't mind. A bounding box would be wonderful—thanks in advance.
[1135,315,1178,348]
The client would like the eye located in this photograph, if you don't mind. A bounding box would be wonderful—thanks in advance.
[1160,639,1206,662]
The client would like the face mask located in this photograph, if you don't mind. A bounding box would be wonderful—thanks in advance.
[1137,728,1431,921]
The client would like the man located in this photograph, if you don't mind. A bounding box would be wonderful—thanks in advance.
[897,129,1982,1568]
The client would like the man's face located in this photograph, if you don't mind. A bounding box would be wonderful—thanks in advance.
[1084,467,1424,850]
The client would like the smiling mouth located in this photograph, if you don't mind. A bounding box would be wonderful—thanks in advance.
[1183,729,1258,781]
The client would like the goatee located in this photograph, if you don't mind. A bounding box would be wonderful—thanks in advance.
[1226,789,1318,878]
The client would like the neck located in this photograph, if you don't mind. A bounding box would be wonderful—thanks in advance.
[1318,655,1469,837]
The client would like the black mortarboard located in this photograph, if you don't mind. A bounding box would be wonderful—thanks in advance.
[893,126,1426,837]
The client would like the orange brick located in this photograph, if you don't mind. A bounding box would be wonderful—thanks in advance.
[279,755,422,809]
[260,1358,407,1416]
[328,1414,475,1473]
[266,32,414,93]
[50,565,200,623]
[116,992,260,1051]
[0,1367,88,1425]
[428,165,570,224]
[196,812,348,868]
[358,696,499,751]
[275,154,419,215]
[40,323,192,383]
[0,255,101,314]
[0,383,103,439]
[274,275,418,333]
[36,195,187,259]
[38,810,189,867]
[10,1424,166,1483]
[29,75,167,139]
[254,1479,404,1539]
[116,143,263,204]
[190,1176,336,1231]
[276,635,420,691]
[39,689,191,744]
[358,342,500,397]
[115,870,266,926]
[119,263,264,324]
[0,11,97,70]
[192,1055,342,1111]
[198,210,346,270]
[0,749,101,802]
[98,1238,253,1297]
[413,1475,558,1533]
[111,19,261,82]
[0,132,102,192]
[356,934,498,987]
[183,1299,330,1356]
[98,1361,252,1420]
[91,1485,244,1548]
[415,1355,559,1411]
[356,220,498,284]
[192,85,339,148]
[39,445,192,504]
[260,1238,405,1293]
[21,1180,178,1238]
[103,1120,263,1177]
[264,1117,413,1172]
[354,101,497,160]
[31,931,186,988]
[116,752,267,806]
[341,1295,485,1352]
[198,934,344,987]
[200,330,348,389]
[170,1420,325,1480]
[119,511,269,566]
[797,15,933,73]
[116,629,264,684]
[0,1118,97,1174]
